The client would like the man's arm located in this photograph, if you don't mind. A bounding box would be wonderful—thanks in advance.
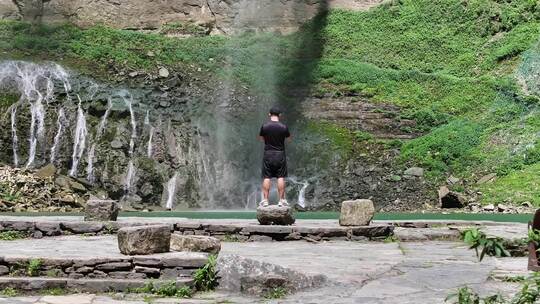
[258,125,265,142]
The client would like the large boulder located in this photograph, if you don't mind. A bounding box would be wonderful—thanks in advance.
[339,199,375,226]
[438,186,467,209]
[117,225,171,255]
[84,199,120,221]
[170,233,221,254]
[257,206,295,225]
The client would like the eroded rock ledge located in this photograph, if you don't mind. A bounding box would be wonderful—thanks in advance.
[0,0,384,34]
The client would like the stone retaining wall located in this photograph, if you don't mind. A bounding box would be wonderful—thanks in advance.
[0,220,393,241]
[0,254,207,280]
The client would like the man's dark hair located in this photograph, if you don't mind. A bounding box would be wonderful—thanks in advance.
[269,106,282,116]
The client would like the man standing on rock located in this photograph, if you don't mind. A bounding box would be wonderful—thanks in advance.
[258,106,291,207]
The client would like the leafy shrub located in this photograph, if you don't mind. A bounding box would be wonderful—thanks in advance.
[0,231,26,241]
[0,287,18,297]
[193,255,218,291]
[445,286,480,304]
[401,120,483,175]
[264,287,288,299]
[27,259,42,277]
[461,228,510,261]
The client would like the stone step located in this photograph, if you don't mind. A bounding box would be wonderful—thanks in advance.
[0,276,193,293]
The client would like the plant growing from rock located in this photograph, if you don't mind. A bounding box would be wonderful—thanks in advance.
[446,287,480,304]
[0,287,18,297]
[194,254,218,291]
[461,228,510,261]
[27,259,42,277]
[527,229,540,247]
[264,287,288,299]
[0,231,26,241]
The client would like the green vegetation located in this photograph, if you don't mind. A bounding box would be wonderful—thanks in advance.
[460,228,510,261]
[0,287,18,297]
[193,255,219,292]
[0,182,19,203]
[43,287,67,296]
[0,0,539,205]
[448,273,540,304]
[132,281,193,298]
[27,259,42,277]
[0,231,26,241]
[263,287,288,299]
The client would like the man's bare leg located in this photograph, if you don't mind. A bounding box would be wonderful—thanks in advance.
[261,178,271,204]
[277,177,286,201]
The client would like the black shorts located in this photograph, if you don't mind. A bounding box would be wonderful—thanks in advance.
[262,150,287,178]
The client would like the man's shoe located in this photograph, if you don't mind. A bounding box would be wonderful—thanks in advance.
[278,199,289,207]
[259,199,269,207]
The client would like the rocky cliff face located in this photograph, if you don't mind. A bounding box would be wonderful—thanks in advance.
[0,0,383,34]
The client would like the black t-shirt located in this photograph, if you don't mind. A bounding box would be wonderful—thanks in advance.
[259,121,291,151]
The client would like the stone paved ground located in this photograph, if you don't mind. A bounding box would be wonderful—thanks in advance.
[0,234,531,304]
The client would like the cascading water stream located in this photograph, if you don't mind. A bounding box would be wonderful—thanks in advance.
[69,96,88,177]
[0,61,72,167]
[147,126,154,158]
[288,177,309,208]
[50,107,66,163]
[165,173,178,209]
[10,105,19,167]
[120,91,138,194]
[87,98,112,182]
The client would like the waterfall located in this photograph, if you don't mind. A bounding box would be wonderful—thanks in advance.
[147,126,154,158]
[86,144,96,183]
[25,92,45,168]
[97,98,112,137]
[0,61,72,168]
[165,173,178,209]
[69,97,88,177]
[144,110,150,126]
[124,160,136,193]
[87,99,112,182]
[289,177,309,208]
[50,107,66,163]
[121,92,137,157]
[10,105,19,167]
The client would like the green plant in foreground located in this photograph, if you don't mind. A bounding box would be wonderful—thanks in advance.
[461,228,510,261]
[446,287,480,304]
[27,259,42,277]
[44,287,66,296]
[527,229,540,247]
[264,287,288,299]
[0,231,26,241]
[383,235,398,243]
[0,287,18,297]
[194,255,218,291]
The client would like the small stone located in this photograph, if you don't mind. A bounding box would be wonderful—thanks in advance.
[76,266,94,274]
[85,199,120,221]
[438,186,467,208]
[522,201,533,208]
[134,266,160,275]
[35,164,56,178]
[170,234,221,254]
[497,204,508,212]
[469,203,481,213]
[447,176,460,185]
[248,235,273,242]
[96,262,132,271]
[147,51,155,57]
[477,173,497,184]
[159,67,170,78]
[128,71,139,78]
[404,167,424,177]
[339,199,375,226]
[117,225,171,255]
[256,206,295,225]
[0,265,9,275]
[110,140,123,149]
[32,230,43,239]
[483,204,495,212]
[69,180,86,192]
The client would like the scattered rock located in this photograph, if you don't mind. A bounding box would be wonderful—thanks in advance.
[404,167,424,177]
[170,234,221,254]
[35,164,56,178]
[497,203,508,212]
[468,203,482,213]
[339,199,375,226]
[522,201,533,208]
[447,176,460,185]
[117,225,171,255]
[240,275,289,296]
[110,140,123,149]
[128,71,139,78]
[159,67,170,78]
[256,206,295,225]
[477,173,497,184]
[85,199,120,221]
[438,186,467,209]
[483,204,495,212]
[0,265,9,276]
